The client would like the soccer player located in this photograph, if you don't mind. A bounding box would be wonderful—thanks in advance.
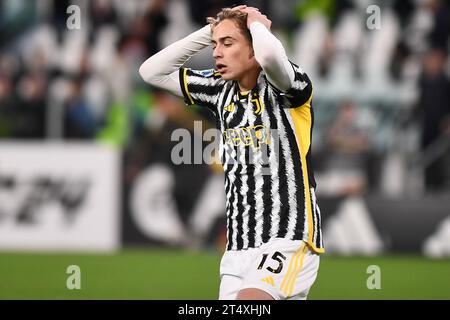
[139,5,324,300]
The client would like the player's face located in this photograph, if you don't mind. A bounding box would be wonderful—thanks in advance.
[212,19,259,81]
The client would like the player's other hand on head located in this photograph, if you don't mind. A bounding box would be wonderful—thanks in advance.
[242,7,271,30]
[208,5,247,33]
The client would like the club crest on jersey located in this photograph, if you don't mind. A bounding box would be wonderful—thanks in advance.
[223,97,263,115]
[251,98,263,115]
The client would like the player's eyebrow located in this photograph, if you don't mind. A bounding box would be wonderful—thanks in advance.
[211,36,235,44]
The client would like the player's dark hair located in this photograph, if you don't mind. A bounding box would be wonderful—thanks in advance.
[207,8,252,44]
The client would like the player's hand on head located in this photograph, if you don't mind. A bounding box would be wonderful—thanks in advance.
[209,5,247,33]
[242,7,271,30]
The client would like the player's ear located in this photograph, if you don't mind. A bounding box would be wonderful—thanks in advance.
[246,40,255,58]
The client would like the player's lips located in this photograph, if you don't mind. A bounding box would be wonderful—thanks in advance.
[216,63,227,73]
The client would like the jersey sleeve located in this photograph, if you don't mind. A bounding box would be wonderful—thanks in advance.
[179,67,225,112]
[268,61,313,108]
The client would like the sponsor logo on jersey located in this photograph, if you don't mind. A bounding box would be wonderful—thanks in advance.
[223,125,270,149]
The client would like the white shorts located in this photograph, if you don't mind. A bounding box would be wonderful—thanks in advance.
[219,238,320,300]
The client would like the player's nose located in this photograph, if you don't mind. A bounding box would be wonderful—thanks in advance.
[213,46,223,59]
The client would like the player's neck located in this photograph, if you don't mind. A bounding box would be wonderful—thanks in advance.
[237,68,261,92]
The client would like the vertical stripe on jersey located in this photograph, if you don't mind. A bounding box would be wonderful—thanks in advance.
[225,159,238,250]
[264,94,291,239]
[240,93,256,249]
[263,90,281,240]
[260,87,274,244]
[278,106,305,241]
[240,172,250,249]
[310,187,323,249]
[230,177,239,250]
[246,164,257,248]
[247,85,265,247]
[225,171,234,250]
[281,101,309,244]
[253,164,265,247]
[232,94,250,250]
[314,188,323,248]
[311,188,318,248]
[316,200,324,249]
[242,133,258,246]
[233,164,244,250]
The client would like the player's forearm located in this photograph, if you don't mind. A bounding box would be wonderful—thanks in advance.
[249,22,294,92]
[138,25,212,96]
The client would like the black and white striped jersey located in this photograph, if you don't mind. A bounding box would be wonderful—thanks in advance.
[179,63,324,253]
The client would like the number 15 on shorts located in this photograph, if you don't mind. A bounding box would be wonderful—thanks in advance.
[257,251,287,274]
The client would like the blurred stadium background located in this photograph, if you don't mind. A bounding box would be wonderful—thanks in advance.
[1,0,450,299]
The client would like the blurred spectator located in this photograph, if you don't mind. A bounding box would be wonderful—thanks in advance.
[426,0,450,50]
[0,75,15,137]
[392,0,415,28]
[14,73,47,139]
[116,0,168,62]
[294,0,353,27]
[418,49,450,191]
[0,0,37,48]
[49,0,70,43]
[390,40,412,81]
[90,0,118,31]
[318,100,371,196]
[142,0,168,55]
[64,78,97,139]
[267,0,300,31]
[187,0,236,26]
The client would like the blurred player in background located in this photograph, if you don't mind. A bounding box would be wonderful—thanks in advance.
[139,5,324,300]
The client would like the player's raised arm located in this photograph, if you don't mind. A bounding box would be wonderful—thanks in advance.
[138,25,213,97]
[244,7,296,92]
